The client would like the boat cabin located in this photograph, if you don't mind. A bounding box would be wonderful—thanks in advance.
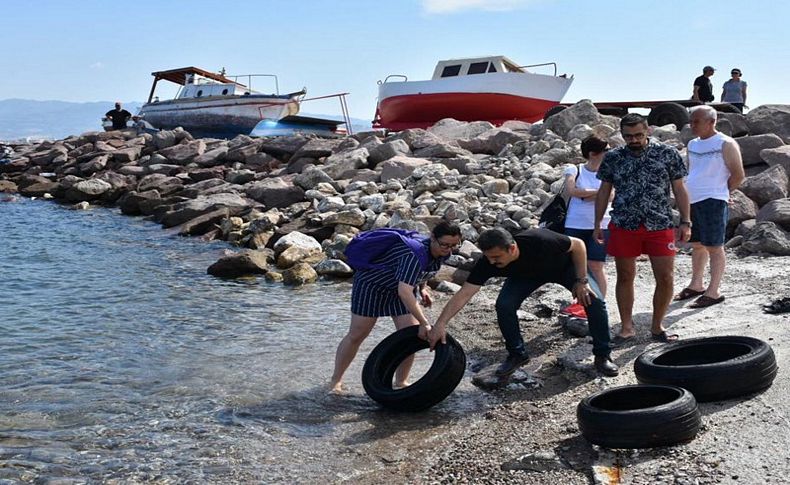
[145,66,279,103]
[431,56,526,80]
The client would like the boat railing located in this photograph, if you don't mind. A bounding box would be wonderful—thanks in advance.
[517,62,558,76]
[226,74,281,94]
[256,92,354,135]
[379,75,408,84]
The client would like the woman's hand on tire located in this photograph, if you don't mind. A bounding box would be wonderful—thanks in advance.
[417,322,432,342]
[427,323,447,351]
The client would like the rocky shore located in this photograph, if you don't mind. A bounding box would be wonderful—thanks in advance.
[3,101,790,291]
[3,101,790,483]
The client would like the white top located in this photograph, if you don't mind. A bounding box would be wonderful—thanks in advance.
[564,164,611,230]
[686,132,732,203]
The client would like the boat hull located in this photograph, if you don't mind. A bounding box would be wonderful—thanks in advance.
[374,71,572,130]
[138,94,300,138]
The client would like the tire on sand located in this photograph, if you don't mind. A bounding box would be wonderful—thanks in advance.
[362,325,466,412]
[577,384,701,449]
[634,336,777,402]
[647,102,690,128]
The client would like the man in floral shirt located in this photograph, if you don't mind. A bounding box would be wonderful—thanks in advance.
[592,113,691,344]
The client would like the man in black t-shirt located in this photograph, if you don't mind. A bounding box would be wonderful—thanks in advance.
[422,227,618,377]
[105,102,132,130]
[692,66,715,103]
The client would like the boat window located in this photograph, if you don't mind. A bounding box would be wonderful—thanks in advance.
[488,63,497,73]
[196,90,203,97]
[222,89,228,95]
[467,62,489,75]
[441,65,461,77]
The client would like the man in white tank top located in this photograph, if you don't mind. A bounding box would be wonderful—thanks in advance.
[674,106,744,308]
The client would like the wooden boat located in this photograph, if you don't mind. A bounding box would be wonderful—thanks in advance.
[373,56,573,131]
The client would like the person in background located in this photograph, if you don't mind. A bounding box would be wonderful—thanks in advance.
[563,135,613,320]
[692,66,716,103]
[329,221,461,393]
[674,106,745,308]
[105,102,132,130]
[426,227,619,378]
[593,114,691,345]
[721,68,748,113]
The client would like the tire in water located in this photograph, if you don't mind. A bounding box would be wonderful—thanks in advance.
[362,325,466,412]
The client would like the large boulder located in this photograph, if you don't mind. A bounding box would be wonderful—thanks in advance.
[717,113,750,137]
[756,198,790,230]
[65,179,113,202]
[727,189,758,235]
[119,190,160,215]
[178,207,231,236]
[246,177,305,208]
[78,154,109,176]
[760,145,790,173]
[544,100,601,140]
[291,138,343,160]
[272,231,322,257]
[314,259,354,278]
[207,250,269,277]
[413,143,472,158]
[745,105,790,143]
[427,118,495,143]
[293,167,334,190]
[19,181,59,197]
[736,134,785,167]
[322,148,370,180]
[153,130,178,150]
[380,156,432,182]
[323,208,367,227]
[740,222,790,256]
[275,245,324,269]
[193,146,229,167]
[137,173,183,196]
[112,146,142,163]
[258,135,309,160]
[457,128,531,155]
[367,139,411,166]
[390,128,444,150]
[157,140,206,165]
[160,193,249,228]
[739,165,788,207]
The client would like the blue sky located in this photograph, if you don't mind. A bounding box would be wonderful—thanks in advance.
[1,0,788,123]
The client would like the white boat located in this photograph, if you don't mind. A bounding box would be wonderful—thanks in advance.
[136,67,305,138]
[373,56,573,131]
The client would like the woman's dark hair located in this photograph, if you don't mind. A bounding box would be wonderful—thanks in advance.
[477,227,514,251]
[581,135,608,159]
[620,113,648,130]
[432,220,461,239]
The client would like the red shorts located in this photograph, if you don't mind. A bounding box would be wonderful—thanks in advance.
[607,223,677,258]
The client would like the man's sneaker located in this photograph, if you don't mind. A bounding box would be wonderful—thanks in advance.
[594,356,619,377]
[560,303,587,319]
[495,353,531,377]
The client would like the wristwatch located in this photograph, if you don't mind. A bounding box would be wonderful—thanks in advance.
[575,277,589,285]
[679,220,693,228]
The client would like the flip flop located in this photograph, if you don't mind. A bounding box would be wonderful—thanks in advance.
[763,297,790,314]
[611,334,635,346]
[651,331,679,342]
[688,295,725,308]
[674,288,705,301]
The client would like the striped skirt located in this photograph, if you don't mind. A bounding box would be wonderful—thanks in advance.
[350,271,413,317]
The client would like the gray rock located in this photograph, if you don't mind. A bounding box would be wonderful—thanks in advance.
[739,165,788,207]
[718,112,750,137]
[322,147,370,179]
[482,179,510,196]
[282,262,318,285]
[413,143,472,158]
[501,450,568,472]
[760,145,790,173]
[158,139,206,165]
[314,259,354,278]
[178,207,230,236]
[137,173,183,196]
[207,250,269,277]
[225,140,262,163]
[19,181,59,197]
[435,281,461,293]
[736,133,785,167]
[112,146,142,163]
[390,128,444,150]
[735,218,757,237]
[359,194,386,212]
[146,163,181,176]
[741,221,790,255]
[291,138,343,160]
[427,118,494,143]
[160,193,249,228]
[119,189,160,215]
[225,169,255,185]
[380,156,431,182]
[79,154,109,175]
[727,189,759,234]
[368,139,411,166]
[273,231,322,256]
[65,179,113,202]
[293,167,334,190]
[259,135,309,160]
[544,99,601,139]
[153,130,177,150]
[745,104,790,142]
[245,177,305,208]
[756,198,790,230]
[193,146,229,167]
[323,208,366,227]
[457,128,531,155]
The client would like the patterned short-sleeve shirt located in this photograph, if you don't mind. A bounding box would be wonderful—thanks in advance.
[597,142,687,231]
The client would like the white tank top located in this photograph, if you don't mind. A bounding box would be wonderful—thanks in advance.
[686,132,731,203]
[564,164,612,230]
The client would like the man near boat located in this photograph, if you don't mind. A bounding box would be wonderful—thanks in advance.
[104,102,132,130]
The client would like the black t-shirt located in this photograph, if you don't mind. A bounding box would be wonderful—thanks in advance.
[466,229,572,285]
[106,108,132,129]
[693,75,714,102]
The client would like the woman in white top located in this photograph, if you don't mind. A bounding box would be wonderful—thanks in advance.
[564,135,613,297]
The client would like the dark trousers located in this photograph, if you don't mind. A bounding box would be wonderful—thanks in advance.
[495,265,611,358]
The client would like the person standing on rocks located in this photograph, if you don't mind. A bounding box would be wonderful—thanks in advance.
[593,113,691,344]
[105,102,132,130]
[692,66,716,103]
[425,227,619,377]
[329,221,462,393]
[674,105,744,308]
[721,68,748,113]
[562,135,613,320]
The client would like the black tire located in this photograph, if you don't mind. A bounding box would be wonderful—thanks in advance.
[712,102,741,114]
[598,107,629,117]
[634,336,778,402]
[647,102,690,128]
[577,384,701,449]
[362,326,466,412]
[543,105,567,122]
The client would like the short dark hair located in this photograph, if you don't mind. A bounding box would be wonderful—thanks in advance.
[477,227,514,251]
[581,135,608,159]
[432,220,461,239]
[620,113,648,130]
